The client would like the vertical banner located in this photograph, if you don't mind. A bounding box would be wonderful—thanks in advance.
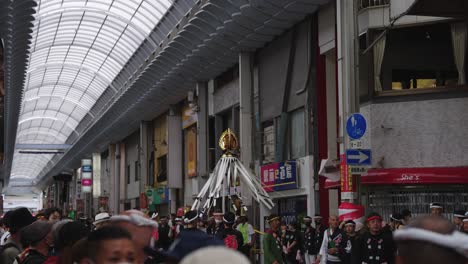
[340,154,356,199]
[81,159,93,193]
[92,153,101,198]
[186,127,197,178]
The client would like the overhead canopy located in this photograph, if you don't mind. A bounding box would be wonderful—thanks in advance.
[10,0,173,181]
[404,0,468,19]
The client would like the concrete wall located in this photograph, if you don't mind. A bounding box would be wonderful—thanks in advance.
[258,19,310,122]
[213,77,239,114]
[125,131,140,200]
[358,5,449,35]
[361,97,468,168]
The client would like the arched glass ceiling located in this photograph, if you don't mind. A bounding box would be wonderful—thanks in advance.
[11,0,173,179]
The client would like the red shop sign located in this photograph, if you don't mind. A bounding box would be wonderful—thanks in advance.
[362,167,468,185]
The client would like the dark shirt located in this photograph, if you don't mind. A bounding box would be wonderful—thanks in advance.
[303,226,316,254]
[216,227,244,250]
[352,231,396,264]
[207,223,224,237]
[157,224,172,250]
[312,225,327,255]
[19,249,47,264]
[339,233,358,264]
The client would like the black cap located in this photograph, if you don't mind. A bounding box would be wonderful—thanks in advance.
[454,210,467,218]
[9,208,35,234]
[390,213,404,222]
[223,212,236,224]
[401,209,411,218]
[183,210,198,224]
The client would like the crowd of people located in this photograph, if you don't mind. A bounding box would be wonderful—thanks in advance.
[263,202,468,264]
[0,202,467,264]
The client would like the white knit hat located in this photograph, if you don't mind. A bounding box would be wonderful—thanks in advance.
[180,246,250,264]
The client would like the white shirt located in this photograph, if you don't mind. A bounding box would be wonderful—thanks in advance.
[319,229,341,263]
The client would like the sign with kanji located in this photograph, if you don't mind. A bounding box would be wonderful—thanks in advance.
[261,161,298,192]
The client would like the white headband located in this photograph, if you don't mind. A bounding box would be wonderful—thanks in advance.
[430,203,443,209]
[394,228,468,258]
[184,214,198,224]
[463,218,468,222]
[454,214,466,218]
[390,215,403,222]
[110,214,158,229]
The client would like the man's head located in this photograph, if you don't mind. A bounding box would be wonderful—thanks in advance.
[303,216,312,227]
[9,207,35,235]
[288,222,299,231]
[394,215,468,264]
[453,210,466,226]
[183,210,199,228]
[267,214,281,231]
[213,211,223,225]
[329,215,339,229]
[430,203,443,216]
[402,209,412,223]
[313,214,322,226]
[344,220,356,235]
[110,210,158,263]
[83,226,136,264]
[56,221,90,253]
[366,212,383,235]
[93,212,110,230]
[239,216,248,224]
[160,216,168,226]
[45,207,62,221]
[223,212,236,228]
[463,218,468,233]
[20,220,54,253]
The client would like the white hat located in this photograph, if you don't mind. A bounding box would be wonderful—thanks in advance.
[93,212,110,226]
[180,246,250,264]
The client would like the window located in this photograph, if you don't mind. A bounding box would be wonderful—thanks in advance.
[378,23,459,93]
[289,109,306,159]
[135,161,139,181]
[126,165,131,184]
[157,155,167,183]
[262,121,275,164]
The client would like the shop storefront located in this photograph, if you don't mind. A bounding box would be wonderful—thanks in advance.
[325,167,468,221]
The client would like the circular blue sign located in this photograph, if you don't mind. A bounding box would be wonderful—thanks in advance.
[346,113,367,140]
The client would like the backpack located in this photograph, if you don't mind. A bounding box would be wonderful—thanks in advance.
[0,242,20,258]
[224,234,239,249]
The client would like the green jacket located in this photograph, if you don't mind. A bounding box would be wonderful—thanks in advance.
[263,231,284,264]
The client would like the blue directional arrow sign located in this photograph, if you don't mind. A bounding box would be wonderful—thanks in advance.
[346,149,371,166]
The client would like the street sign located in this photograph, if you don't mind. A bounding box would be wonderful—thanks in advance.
[346,149,371,166]
[348,139,363,149]
[349,166,369,175]
[346,113,367,140]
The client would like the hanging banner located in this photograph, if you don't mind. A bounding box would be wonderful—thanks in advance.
[182,104,198,129]
[81,159,93,193]
[261,161,298,192]
[186,127,197,178]
[340,154,356,199]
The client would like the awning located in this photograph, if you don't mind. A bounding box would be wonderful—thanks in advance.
[324,167,468,188]
[405,0,468,19]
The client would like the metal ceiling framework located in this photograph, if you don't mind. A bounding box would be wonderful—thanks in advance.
[3,0,328,193]
[8,0,175,183]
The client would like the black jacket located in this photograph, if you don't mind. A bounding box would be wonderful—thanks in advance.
[351,230,396,264]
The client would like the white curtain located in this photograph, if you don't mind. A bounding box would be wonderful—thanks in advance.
[451,22,467,85]
[373,35,386,92]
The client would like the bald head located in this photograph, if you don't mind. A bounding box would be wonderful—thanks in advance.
[396,216,467,264]
[329,215,339,229]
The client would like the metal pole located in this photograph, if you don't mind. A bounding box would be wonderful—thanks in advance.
[115,143,121,214]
